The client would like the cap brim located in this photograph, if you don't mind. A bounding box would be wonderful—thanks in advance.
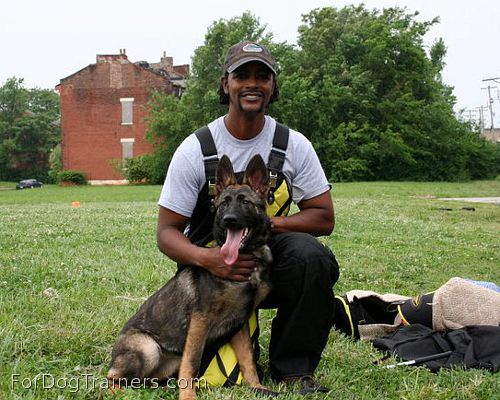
[227,57,276,74]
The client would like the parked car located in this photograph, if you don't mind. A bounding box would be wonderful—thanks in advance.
[16,179,43,189]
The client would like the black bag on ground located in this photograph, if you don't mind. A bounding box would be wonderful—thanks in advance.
[372,324,500,372]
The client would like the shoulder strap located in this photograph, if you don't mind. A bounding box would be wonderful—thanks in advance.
[267,122,289,202]
[195,126,218,196]
[267,122,289,173]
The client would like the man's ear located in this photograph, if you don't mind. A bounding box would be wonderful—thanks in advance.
[221,75,229,95]
[216,155,236,194]
[242,155,269,195]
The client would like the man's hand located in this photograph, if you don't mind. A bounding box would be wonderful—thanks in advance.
[202,247,256,282]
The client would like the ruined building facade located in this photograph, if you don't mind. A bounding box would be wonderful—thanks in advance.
[57,50,188,183]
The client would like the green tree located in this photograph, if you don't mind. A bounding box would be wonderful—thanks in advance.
[0,77,60,181]
[0,77,29,124]
[146,12,274,182]
[147,7,499,182]
[270,5,499,181]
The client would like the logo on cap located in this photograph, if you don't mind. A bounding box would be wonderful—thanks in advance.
[242,43,263,53]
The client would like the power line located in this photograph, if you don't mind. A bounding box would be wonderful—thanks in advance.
[482,77,500,84]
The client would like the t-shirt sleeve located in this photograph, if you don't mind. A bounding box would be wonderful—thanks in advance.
[291,134,331,203]
[157,137,204,217]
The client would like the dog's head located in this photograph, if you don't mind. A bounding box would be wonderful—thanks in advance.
[213,154,271,265]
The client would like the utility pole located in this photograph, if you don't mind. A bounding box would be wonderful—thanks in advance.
[476,105,488,130]
[482,77,500,130]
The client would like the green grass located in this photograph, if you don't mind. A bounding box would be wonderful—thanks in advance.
[1,181,499,399]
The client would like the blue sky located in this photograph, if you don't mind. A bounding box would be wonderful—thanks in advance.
[1,0,499,125]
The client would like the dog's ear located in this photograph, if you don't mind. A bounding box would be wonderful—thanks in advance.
[216,155,236,194]
[242,154,269,195]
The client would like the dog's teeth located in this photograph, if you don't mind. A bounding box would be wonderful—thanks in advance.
[239,228,249,248]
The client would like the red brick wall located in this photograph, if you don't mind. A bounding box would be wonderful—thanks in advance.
[59,59,172,181]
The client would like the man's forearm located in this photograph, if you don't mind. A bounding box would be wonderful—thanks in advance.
[157,226,209,268]
[271,208,334,236]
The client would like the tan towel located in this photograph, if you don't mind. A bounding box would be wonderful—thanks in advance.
[433,277,500,330]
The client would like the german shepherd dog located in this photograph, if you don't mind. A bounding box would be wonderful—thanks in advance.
[107,154,275,400]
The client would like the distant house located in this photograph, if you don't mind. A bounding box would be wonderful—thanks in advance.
[56,50,188,184]
[481,128,500,143]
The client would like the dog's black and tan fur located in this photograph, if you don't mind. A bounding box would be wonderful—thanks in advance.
[108,155,274,399]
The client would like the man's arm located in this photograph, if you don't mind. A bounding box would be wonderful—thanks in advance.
[157,206,256,281]
[270,190,334,236]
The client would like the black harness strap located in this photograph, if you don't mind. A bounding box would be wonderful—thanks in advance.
[195,126,219,198]
[195,122,290,206]
[267,122,289,204]
[267,122,289,172]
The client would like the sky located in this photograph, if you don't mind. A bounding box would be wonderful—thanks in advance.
[1,0,499,126]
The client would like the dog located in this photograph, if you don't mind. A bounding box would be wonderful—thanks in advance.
[107,154,275,400]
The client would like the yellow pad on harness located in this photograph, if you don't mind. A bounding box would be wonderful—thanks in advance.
[266,178,291,217]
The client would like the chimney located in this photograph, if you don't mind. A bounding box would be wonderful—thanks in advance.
[160,51,174,74]
[96,50,129,64]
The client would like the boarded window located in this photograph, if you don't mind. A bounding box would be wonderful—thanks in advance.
[120,98,134,125]
[121,138,134,166]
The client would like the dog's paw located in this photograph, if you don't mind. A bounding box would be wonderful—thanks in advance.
[178,389,197,400]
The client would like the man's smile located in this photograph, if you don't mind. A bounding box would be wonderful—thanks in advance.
[240,91,264,101]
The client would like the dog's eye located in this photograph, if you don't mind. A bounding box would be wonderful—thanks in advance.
[242,199,250,205]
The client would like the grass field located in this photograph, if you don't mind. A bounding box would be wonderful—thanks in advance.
[1,180,499,399]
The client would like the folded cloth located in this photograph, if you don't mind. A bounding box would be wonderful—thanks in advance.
[432,277,500,331]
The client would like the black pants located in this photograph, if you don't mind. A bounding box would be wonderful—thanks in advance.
[259,232,340,380]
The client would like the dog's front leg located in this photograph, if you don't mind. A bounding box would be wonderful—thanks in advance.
[230,322,263,388]
[178,312,208,400]
[230,324,279,397]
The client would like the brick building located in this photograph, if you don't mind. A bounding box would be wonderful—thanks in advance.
[57,50,188,184]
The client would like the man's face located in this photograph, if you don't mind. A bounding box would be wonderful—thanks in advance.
[223,61,275,115]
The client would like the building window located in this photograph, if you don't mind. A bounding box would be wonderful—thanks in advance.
[121,138,135,166]
[120,98,134,125]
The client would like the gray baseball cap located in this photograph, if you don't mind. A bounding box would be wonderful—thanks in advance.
[223,41,276,74]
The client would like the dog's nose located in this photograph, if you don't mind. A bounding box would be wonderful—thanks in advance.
[223,214,238,227]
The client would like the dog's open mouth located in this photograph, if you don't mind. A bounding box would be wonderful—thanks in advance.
[220,227,249,266]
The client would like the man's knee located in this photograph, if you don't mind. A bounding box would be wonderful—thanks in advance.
[270,232,339,284]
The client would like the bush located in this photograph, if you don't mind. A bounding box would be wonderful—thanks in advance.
[58,170,87,185]
[121,153,168,184]
[123,155,152,183]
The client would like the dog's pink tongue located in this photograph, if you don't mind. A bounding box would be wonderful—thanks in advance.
[221,228,244,266]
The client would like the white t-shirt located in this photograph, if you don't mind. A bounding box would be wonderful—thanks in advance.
[158,115,330,217]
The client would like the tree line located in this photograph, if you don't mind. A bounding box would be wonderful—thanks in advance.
[141,6,499,183]
[2,6,499,184]
[0,77,60,182]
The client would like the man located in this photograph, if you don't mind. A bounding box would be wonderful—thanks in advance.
[157,41,339,393]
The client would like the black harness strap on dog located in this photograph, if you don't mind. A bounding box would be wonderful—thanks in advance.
[195,126,219,206]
